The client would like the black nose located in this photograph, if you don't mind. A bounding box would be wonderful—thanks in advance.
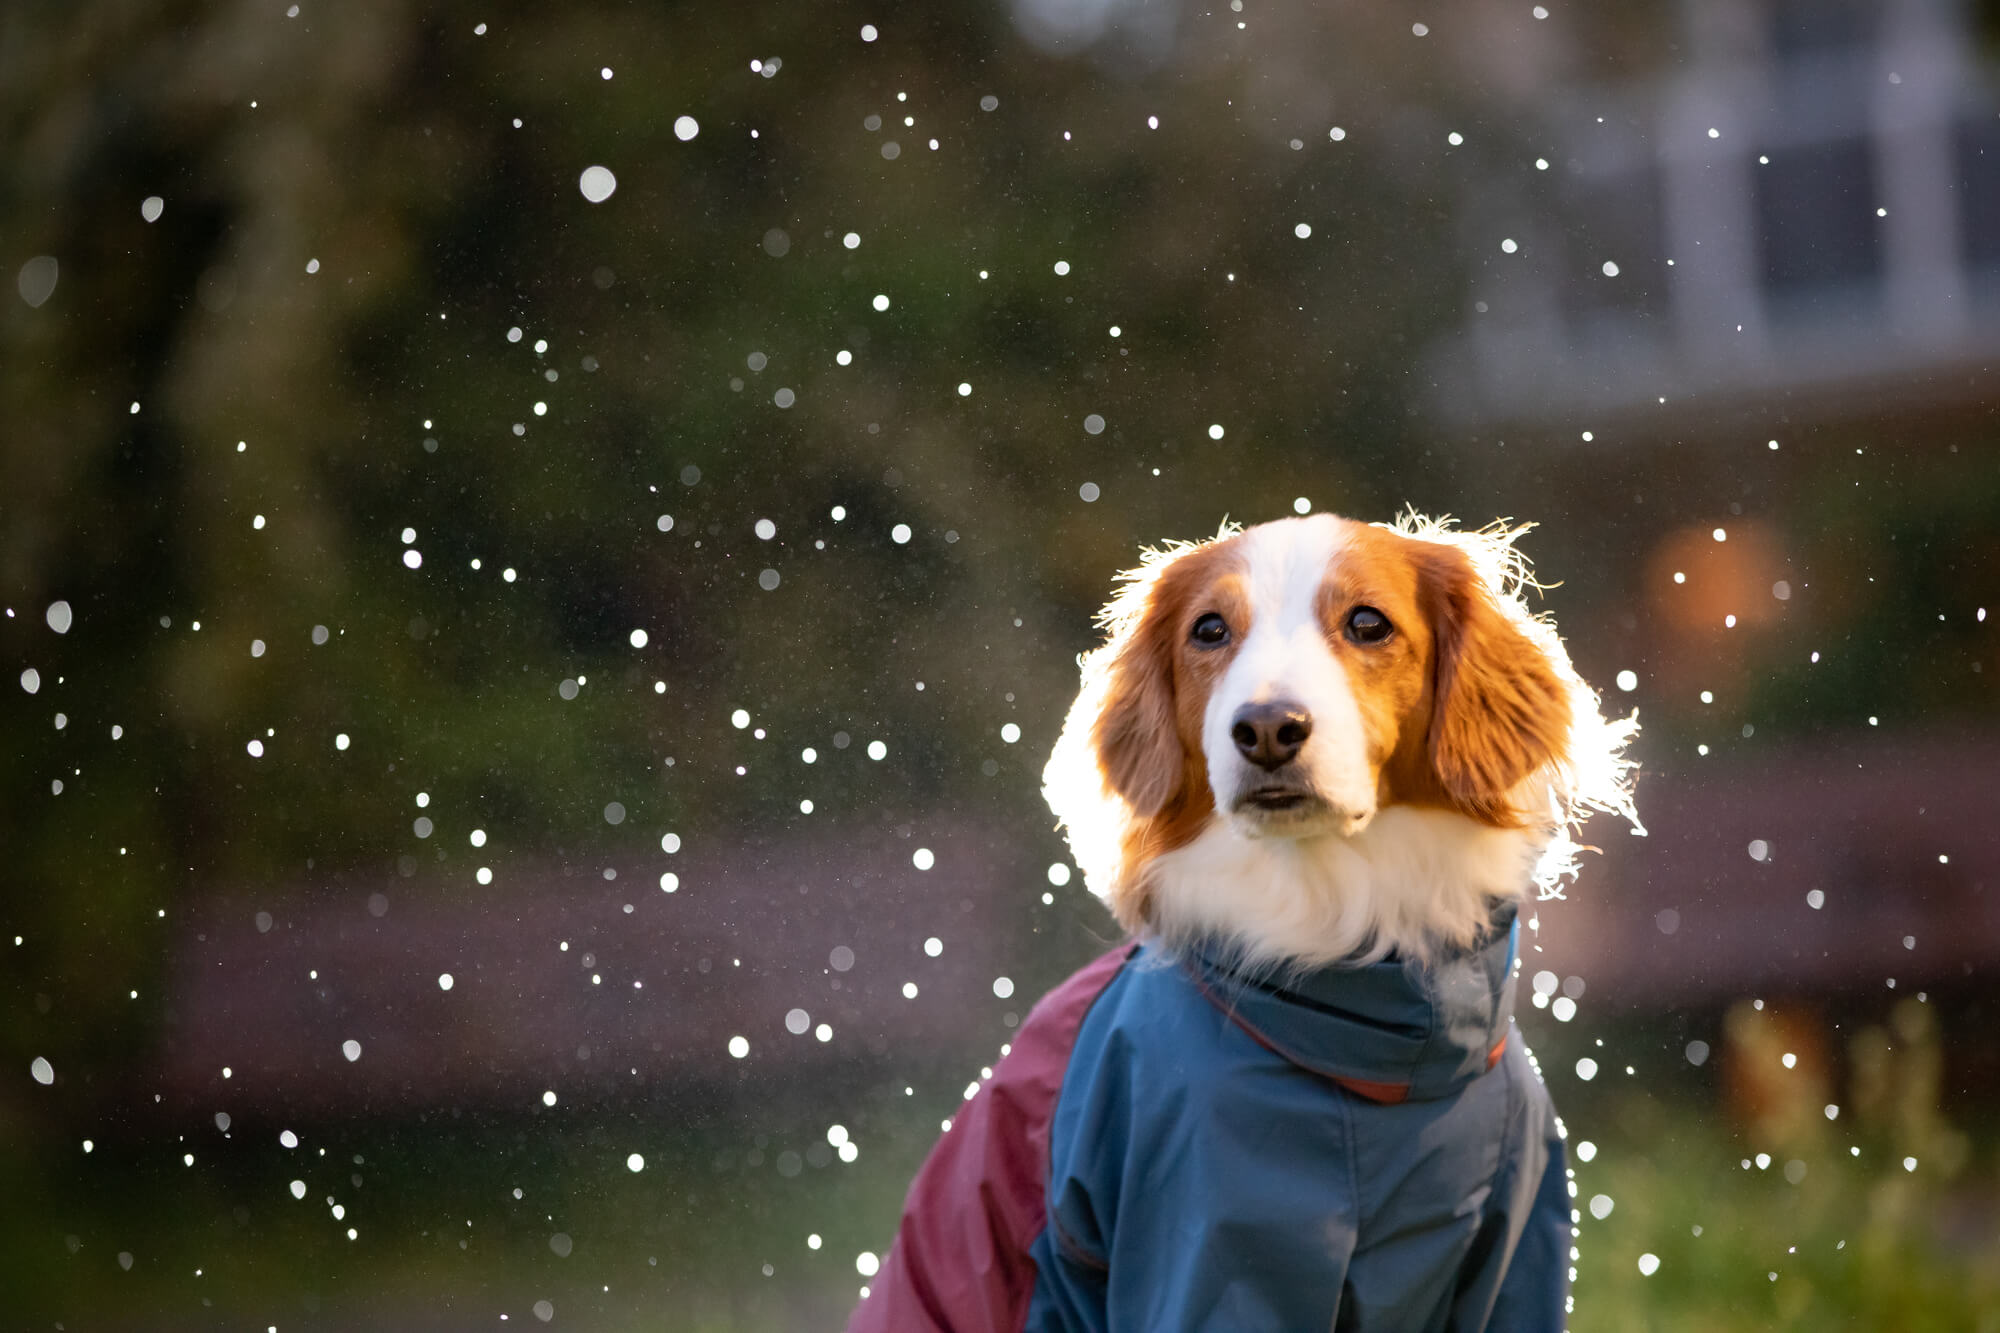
[1230,702,1313,770]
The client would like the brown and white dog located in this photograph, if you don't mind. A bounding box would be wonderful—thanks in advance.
[849,512,1641,1332]
[1042,511,1641,969]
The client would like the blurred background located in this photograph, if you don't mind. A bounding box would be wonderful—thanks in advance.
[3,0,1997,1327]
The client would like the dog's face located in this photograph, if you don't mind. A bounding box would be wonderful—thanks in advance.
[1191,516,1434,840]
[1077,515,1573,906]
[1045,511,1640,959]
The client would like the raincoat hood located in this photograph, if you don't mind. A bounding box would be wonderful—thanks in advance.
[1185,901,1521,1103]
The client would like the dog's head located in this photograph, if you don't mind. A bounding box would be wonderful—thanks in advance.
[1044,512,1639,943]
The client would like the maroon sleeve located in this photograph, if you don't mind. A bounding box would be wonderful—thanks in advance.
[846,945,1132,1333]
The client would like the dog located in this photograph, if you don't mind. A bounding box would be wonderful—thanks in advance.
[848,512,1640,1333]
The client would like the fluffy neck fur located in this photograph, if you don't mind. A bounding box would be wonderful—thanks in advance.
[1142,804,1546,970]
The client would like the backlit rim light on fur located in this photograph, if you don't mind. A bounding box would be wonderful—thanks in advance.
[1384,511,1645,888]
[1042,511,1643,969]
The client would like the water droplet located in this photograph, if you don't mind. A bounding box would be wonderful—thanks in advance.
[17,256,58,308]
[578,166,617,202]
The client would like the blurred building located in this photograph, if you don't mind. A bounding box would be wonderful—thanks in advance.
[1427,0,2000,433]
[1417,0,2000,1024]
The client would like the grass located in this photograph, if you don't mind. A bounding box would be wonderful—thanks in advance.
[10,1005,1996,1330]
[1566,1092,1999,1332]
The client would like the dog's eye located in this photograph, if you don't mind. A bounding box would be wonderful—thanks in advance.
[1345,606,1393,644]
[1190,612,1230,647]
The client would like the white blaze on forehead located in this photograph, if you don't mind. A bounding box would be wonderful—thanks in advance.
[1237,514,1346,638]
[1204,516,1375,817]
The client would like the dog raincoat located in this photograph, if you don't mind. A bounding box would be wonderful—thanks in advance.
[846,904,1570,1332]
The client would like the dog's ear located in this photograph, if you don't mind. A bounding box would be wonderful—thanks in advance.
[1090,585,1185,819]
[1419,543,1569,826]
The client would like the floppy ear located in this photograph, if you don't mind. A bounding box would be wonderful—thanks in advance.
[1089,597,1184,818]
[1420,544,1570,827]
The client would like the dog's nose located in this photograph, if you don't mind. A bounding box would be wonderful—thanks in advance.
[1230,702,1312,770]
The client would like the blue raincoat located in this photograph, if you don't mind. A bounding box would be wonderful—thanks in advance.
[849,904,1573,1333]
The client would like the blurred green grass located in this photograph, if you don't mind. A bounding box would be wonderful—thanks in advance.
[1566,1094,1999,1332]
[9,1020,1995,1331]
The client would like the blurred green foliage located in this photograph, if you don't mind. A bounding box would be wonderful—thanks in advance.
[9,1009,1996,1330]
[1559,996,2000,1332]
